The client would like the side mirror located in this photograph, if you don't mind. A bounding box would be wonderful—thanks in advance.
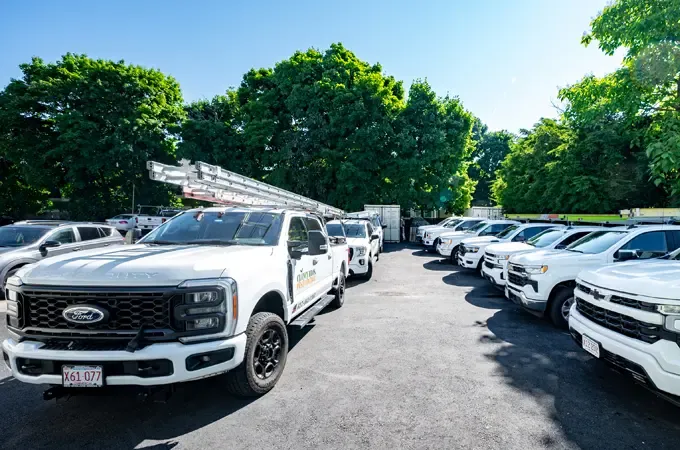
[555,244,566,250]
[513,236,526,242]
[287,241,308,260]
[370,233,380,241]
[616,249,640,262]
[381,224,387,229]
[308,231,328,256]
[39,240,61,254]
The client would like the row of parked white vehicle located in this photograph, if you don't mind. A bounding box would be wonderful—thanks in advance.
[325,212,386,280]
[417,217,680,406]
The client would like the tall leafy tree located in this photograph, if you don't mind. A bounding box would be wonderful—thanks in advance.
[468,119,513,206]
[0,54,185,220]
[560,0,680,196]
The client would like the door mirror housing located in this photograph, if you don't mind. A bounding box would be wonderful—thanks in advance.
[39,240,61,254]
[381,224,387,229]
[370,233,380,241]
[513,236,526,242]
[555,243,566,250]
[287,241,307,260]
[616,249,640,262]
[308,231,327,256]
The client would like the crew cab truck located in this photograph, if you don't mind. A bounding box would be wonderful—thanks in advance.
[341,219,380,279]
[506,225,680,329]
[569,254,680,406]
[437,219,518,263]
[416,217,457,243]
[423,217,485,253]
[482,226,602,289]
[4,157,353,398]
[458,223,558,273]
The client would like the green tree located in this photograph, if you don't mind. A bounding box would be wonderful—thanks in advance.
[468,120,513,206]
[0,54,185,220]
[560,0,680,196]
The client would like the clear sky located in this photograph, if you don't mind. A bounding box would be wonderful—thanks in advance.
[1,0,623,133]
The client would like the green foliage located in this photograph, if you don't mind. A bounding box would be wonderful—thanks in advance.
[563,0,680,195]
[468,118,513,206]
[0,54,186,220]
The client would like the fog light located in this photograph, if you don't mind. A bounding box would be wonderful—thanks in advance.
[186,317,220,330]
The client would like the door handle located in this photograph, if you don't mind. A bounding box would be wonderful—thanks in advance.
[72,247,82,251]
[312,258,319,265]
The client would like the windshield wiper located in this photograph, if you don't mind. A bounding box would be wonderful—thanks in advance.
[146,240,184,245]
[185,239,239,246]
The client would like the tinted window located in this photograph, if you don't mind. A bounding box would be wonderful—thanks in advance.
[524,226,552,239]
[528,230,564,248]
[0,226,51,247]
[98,227,115,237]
[77,227,101,241]
[666,231,680,252]
[444,219,463,228]
[142,211,283,245]
[466,221,488,232]
[288,217,308,242]
[305,217,323,232]
[483,223,511,235]
[497,225,520,239]
[568,231,627,254]
[326,223,345,237]
[344,224,367,238]
[620,231,668,259]
[557,231,591,248]
[49,228,75,244]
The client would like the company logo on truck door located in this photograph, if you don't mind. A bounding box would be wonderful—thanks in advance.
[296,269,316,289]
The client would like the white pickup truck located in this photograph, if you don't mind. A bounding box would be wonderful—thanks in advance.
[2,207,349,397]
[481,226,602,289]
[415,217,457,243]
[337,219,380,279]
[422,217,485,252]
[506,225,680,329]
[569,253,680,406]
[457,223,558,272]
[436,219,518,263]
[135,206,183,234]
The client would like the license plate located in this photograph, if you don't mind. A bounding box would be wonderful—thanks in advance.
[582,335,600,358]
[62,365,103,387]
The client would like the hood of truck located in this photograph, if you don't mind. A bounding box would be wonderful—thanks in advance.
[512,248,604,269]
[579,260,680,300]
[460,236,498,247]
[486,242,533,256]
[346,237,370,248]
[16,244,272,287]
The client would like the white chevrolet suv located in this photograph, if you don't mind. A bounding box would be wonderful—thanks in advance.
[481,226,603,289]
[506,225,680,329]
[457,223,558,273]
[569,252,680,405]
[437,220,518,263]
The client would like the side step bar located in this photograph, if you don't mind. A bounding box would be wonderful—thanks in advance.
[289,294,334,328]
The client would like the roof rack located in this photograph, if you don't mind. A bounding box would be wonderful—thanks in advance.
[147,160,345,218]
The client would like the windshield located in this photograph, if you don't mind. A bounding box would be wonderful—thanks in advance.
[496,225,519,239]
[466,221,488,233]
[0,226,51,247]
[140,211,283,246]
[344,224,367,238]
[528,229,563,248]
[326,223,345,237]
[445,219,463,228]
[437,218,453,226]
[567,231,627,254]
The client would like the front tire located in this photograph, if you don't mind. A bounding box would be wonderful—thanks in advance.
[330,271,346,308]
[549,287,575,329]
[226,312,288,397]
[363,260,373,280]
[450,246,460,265]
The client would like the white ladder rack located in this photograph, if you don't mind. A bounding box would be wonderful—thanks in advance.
[147,160,345,218]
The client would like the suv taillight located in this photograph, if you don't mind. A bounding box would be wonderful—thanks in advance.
[135,217,138,223]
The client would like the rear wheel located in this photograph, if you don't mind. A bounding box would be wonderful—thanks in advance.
[226,312,288,397]
[548,287,575,329]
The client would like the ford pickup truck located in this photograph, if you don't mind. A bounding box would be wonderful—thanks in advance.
[3,207,349,397]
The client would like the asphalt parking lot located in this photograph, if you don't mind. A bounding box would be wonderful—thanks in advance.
[1,243,680,449]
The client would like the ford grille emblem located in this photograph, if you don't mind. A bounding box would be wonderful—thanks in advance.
[62,305,108,324]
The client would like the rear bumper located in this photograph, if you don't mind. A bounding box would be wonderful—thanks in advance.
[2,333,246,386]
[569,307,680,399]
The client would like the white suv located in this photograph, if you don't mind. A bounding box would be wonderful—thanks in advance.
[506,225,680,329]
[458,223,558,272]
[482,226,603,289]
[570,252,680,405]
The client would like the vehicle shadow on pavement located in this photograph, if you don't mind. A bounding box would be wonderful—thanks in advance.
[0,327,315,450]
[475,301,680,448]
[440,269,486,287]
[422,260,455,271]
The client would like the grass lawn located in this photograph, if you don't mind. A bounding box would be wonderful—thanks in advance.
[506,214,627,223]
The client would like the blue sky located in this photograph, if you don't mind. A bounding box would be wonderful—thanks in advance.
[1,0,623,132]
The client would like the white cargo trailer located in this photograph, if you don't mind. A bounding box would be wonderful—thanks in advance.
[363,205,401,243]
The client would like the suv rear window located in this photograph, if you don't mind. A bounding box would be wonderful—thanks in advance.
[77,227,101,241]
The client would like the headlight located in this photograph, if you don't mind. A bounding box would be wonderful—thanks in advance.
[357,247,367,256]
[524,265,548,274]
[502,255,510,260]
[468,247,480,253]
[658,305,680,315]
[443,239,452,245]
[425,233,431,239]
[177,278,238,342]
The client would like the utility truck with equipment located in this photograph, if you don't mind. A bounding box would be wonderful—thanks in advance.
[2,161,348,398]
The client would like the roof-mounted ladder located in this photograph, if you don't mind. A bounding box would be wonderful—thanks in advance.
[147,160,345,218]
